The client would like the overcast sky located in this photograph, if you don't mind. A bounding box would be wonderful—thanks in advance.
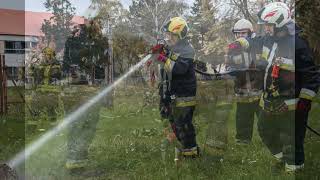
[1,0,194,16]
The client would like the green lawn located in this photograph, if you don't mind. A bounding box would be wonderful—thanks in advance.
[1,84,320,179]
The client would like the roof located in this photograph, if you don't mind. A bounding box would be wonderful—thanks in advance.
[0,8,86,37]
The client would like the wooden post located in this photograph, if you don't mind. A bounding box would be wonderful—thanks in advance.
[0,54,7,114]
[0,54,3,114]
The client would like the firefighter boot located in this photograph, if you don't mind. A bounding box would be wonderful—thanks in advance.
[65,158,88,174]
[174,146,200,166]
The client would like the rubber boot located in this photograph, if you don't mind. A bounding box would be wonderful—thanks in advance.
[174,146,200,167]
[181,146,200,158]
[65,159,88,175]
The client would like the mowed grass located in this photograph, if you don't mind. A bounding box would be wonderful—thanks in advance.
[0,87,26,163]
[3,84,320,179]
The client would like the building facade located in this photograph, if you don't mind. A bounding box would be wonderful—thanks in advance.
[0,8,86,86]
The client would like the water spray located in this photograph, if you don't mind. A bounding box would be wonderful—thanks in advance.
[6,54,152,169]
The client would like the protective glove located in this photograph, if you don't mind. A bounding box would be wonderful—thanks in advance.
[297,98,311,112]
[236,37,250,49]
[228,42,242,50]
[151,44,165,54]
[227,42,242,56]
[151,44,170,63]
[155,49,179,64]
[157,53,168,63]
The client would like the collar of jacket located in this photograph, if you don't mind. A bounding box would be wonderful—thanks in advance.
[273,21,296,41]
[168,39,195,59]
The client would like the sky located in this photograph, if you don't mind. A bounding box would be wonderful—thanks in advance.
[1,0,194,16]
[1,0,133,16]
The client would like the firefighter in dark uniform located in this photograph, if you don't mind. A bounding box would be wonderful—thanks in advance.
[152,17,199,164]
[234,2,319,172]
[227,19,263,145]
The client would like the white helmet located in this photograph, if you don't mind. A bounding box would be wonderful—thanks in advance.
[258,2,291,28]
[232,19,253,33]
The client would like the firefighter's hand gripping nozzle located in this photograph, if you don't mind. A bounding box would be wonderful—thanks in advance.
[150,39,167,61]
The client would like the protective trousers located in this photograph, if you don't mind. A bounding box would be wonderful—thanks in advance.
[67,104,101,160]
[205,103,232,149]
[197,80,234,150]
[63,86,102,161]
[258,109,308,165]
[295,109,310,165]
[235,101,259,142]
[170,104,197,149]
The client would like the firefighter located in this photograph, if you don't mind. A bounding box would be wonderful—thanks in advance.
[233,2,319,172]
[63,22,103,172]
[41,47,62,85]
[228,19,263,145]
[152,17,199,164]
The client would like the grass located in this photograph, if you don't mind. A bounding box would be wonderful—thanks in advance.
[1,87,26,164]
[1,84,320,179]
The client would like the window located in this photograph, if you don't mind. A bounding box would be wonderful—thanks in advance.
[6,67,19,80]
[25,42,31,49]
[4,41,27,54]
[5,41,14,49]
[31,42,38,48]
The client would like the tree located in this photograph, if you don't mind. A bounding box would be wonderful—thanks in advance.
[41,0,76,53]
[112,24,148,74]
[89,0,129,86]
[80,19,109,84]
[229,0,258,23]
[189,0,217,51]
[63,27,83,69]
[128,0,188,42]
[190,0,235,62]
[90,0,127,24]
[64,18,109,83]
[296,0,320,64]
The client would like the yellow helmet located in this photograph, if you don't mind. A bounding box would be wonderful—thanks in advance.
[162,17,188,39]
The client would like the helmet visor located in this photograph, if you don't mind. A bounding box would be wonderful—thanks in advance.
[161,21,170,33]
